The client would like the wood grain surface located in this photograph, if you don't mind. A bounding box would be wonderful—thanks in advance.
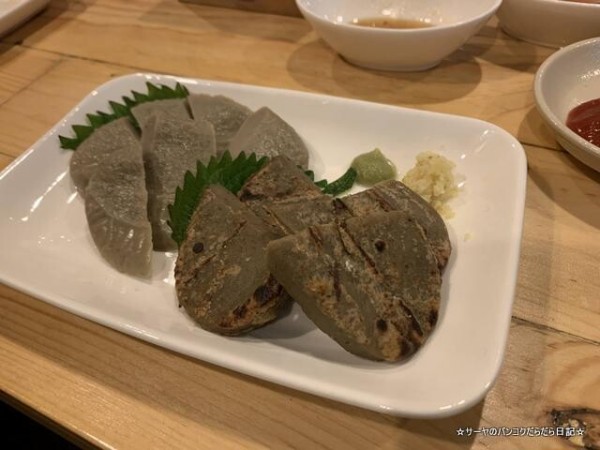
[0,1,598,449]
[180,0,301,17]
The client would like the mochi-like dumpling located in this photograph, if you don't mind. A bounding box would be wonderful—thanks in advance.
[141,113,216,250]
[69,118,139,193]
[228,107,309,168]
[187,94,251,155]
[130,99,190,129]
[85,144,153,277]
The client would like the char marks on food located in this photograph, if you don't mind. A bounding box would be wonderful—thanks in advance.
[175,185,291,335]
[267,211,441,362]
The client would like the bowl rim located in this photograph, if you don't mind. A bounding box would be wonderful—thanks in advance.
[295,0,503,33]
[533,37,600,160]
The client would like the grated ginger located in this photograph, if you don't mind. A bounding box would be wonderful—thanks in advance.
[402,151,459,219]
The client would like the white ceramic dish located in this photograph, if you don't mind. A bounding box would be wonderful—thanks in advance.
[534,37,600,172]
[0,73,527,418]
[498,0,600,49]
[0,0,49,37]
[295,0,501,71]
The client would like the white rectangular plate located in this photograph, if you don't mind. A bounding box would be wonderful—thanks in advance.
[0,73,527,418]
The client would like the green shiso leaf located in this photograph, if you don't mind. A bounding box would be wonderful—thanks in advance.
[169,154,358,246]
[307,168,357,196]
[167,151,268,247]
[321,167,358,196]
[58,81,190,150]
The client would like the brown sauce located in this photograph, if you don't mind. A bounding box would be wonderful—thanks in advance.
[566,97,600,147]
[351,17,432,29]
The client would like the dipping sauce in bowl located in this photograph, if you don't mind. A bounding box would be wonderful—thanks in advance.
[566,98,600,147]
[295,0,502,72]
[351,17,433,29]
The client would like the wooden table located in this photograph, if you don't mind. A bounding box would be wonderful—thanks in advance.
[0,1,598,449]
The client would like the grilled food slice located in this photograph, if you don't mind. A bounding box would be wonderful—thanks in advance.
[267,211,441,362]
[187,94,252,155]
[70,118,140,193]
[229,107,310,168]
[175,185,291,335]
[141,113,216,250]
[238,155,323,236]
[254,179,451,270]
[85,145,153,277]
[238,155,321,202]
[341,180,451,269]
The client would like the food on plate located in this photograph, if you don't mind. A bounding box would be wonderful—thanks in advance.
[69,118,140,193]
[169,155,451,350]
[351,148,397,186]
[342,180,452,269]
[61,81,457,362]
[59,82,190,151]
[168,152,269,247]
[85,145,153,277]
[175,185,291,335]
[402,151,459,219]
[141,114,217,250]
[238,155,324,236]
[267,211,441,362]
[238,155,322,203]
[131,98,191,129]
[566,97,600,147]
[263,194,352,236]
[229,107,310,168]
[240,158,451,269]
[187,94,252,155]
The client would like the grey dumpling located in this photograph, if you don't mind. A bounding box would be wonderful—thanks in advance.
[69,118,140,193]
[187,94,252,155]
[229,107,310,168]
[141,113,217,251]
[85,144,153,277]
[130,99,190,129]
[175,185,291,335]
[267,211,442,362]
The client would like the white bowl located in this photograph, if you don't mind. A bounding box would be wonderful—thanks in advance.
[534,37,600,172]
[295,0,502,72]
[498,0,600,49]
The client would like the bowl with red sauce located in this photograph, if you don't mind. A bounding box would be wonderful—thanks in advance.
[498,0,600,49]
[295,0,502,71]
[534,37,600,172]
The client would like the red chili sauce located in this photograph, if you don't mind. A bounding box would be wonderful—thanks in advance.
[566,97,600,147]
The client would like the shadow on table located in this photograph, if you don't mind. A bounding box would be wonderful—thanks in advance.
[285,37,483,106]
[520,107,600,230]
[462,25,555,73]
[1,0,91,48]
[142,0,311,42]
